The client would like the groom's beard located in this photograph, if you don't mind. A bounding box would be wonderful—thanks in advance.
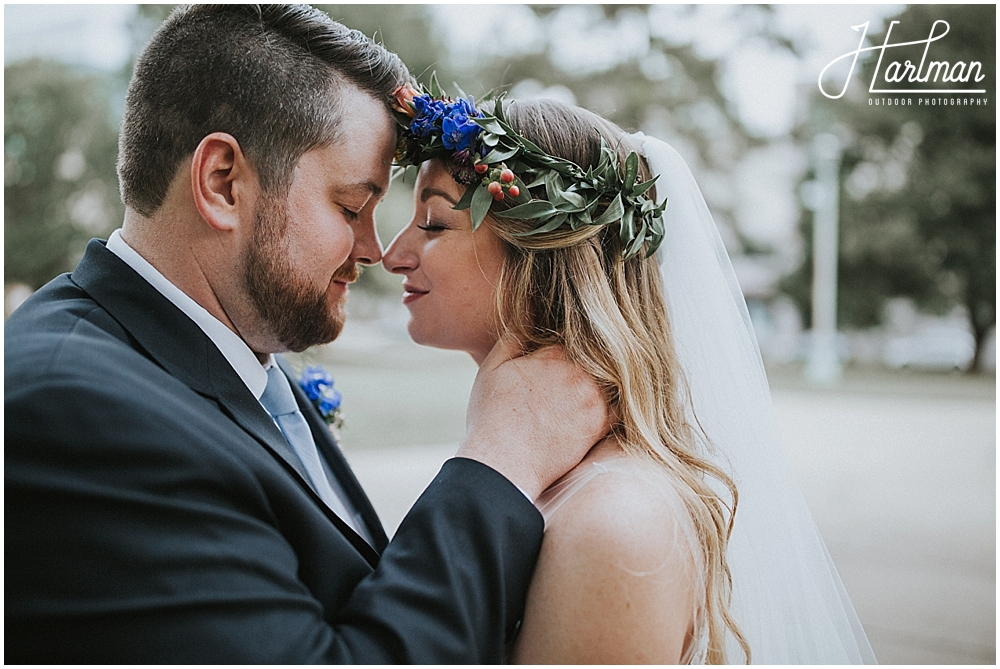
[243,193,357,352]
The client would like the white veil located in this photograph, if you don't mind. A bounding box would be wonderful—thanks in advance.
[630,133,877,664]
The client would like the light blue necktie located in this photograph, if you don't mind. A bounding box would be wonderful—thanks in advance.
[260,366,365,538]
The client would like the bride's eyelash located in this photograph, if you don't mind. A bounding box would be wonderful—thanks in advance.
[417,221,448,233]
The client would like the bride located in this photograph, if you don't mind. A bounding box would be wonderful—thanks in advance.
[383,86,877,664]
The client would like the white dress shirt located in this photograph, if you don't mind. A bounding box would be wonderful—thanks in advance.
[107,229,270,398]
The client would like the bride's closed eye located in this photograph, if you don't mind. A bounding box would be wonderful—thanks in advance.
[417,220,449,233]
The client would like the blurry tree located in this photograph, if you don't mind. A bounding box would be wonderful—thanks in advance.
[3,4,806,302]
[5,60,124,289]
[783,4,995,371]
[430,5,798,259]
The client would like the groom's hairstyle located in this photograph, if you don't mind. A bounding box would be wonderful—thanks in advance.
[117,4,411,217]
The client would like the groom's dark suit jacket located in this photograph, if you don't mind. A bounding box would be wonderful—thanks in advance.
[5,240,543,663]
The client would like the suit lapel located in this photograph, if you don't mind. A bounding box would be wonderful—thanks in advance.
[219,367,380,565]
[71,240,380,565]
[279,358,390,553]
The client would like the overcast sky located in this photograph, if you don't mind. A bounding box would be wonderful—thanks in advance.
[4,4,137,71]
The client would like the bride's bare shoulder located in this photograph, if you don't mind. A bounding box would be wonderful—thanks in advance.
[511,447,700,664]
[547,453,696,569]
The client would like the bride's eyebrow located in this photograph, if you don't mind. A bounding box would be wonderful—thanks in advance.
[419,187,458,205]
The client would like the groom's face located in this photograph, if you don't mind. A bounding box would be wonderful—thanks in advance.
[241,87,397,352]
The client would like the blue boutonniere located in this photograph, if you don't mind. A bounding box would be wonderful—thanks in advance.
[299,366,344,430]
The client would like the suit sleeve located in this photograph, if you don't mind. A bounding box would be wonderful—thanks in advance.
[5,345,543,663]
[334,457,540,662]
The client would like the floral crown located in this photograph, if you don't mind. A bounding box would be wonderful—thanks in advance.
[392,76,667,260]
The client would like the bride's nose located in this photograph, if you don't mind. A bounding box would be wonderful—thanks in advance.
[382,225,418,274]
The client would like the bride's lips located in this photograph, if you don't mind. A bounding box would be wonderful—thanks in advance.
[402,283,428,305]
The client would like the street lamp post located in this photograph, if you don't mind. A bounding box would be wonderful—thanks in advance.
[805,133,843,385]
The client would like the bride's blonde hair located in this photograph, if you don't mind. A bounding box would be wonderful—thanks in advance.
[482,99,749,664]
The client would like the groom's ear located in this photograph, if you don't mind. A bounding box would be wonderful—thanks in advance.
[190,132,257,232]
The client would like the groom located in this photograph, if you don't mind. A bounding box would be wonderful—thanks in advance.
[5,5,607,663]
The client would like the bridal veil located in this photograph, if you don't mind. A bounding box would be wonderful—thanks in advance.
[630,132,877,664]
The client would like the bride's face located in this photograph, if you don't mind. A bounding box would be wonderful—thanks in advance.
[383,160,506,365]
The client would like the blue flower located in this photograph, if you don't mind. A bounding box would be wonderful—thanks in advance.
[452,97,477,117]
[412,94,442,119]
[410,95,446,140]
[440,98,482,151]
[318,391,342,415]
[409,95,482,150]
[299,366,344,428]
[441,113,480,151]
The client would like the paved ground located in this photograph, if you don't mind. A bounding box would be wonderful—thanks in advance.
[291,321,996,665]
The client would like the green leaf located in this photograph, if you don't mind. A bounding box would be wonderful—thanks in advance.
[648,212,665,237]
[543,171,565,203]
[592,194,624,227]
[481,145,519,163]
[516,212,568,236]
[470,184,494,230]
[624,152,639,189]
[619,207,635,246]
[518,135,546,154]
[454,183,477,211]
[495,200,558,219]
[597,138,614,173]
[428,72,442,99]
[631,175,658,197]
[474,117,506,135]
[482,132,500,147]
[492,96,507,122]
[560,189,587,208]
[628,222,648,257]
[554,200,586,214]
[640,197,661,214]
[645,227,664,258]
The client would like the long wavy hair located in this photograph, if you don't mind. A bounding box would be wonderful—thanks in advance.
[479,99,750,664]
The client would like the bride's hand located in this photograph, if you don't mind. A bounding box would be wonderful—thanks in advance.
[457,337,609,501]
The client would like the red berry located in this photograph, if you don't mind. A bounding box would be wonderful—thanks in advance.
[493,191,506,201]
[507,185,520,198]
[500,169,515,184]
[474,163,489,174]
[487,181,503,196]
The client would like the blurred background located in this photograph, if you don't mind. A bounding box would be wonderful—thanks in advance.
[5,4,995,663]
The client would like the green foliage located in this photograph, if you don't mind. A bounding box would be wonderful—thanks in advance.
[785,4,995,370]
[5,60,124,289]
[443,5,783,257]
[398,86,666,258]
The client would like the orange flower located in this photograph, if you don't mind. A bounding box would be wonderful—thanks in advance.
[392,84,419,117]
